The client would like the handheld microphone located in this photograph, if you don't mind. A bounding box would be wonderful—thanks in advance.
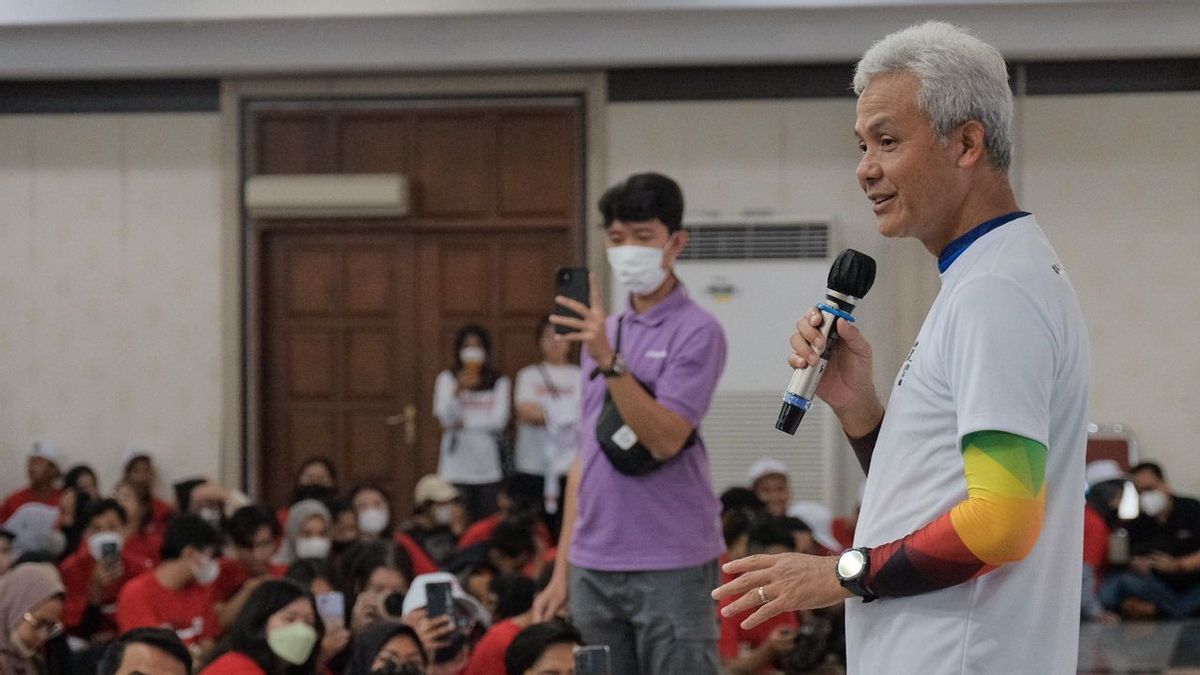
[776,248,877,435]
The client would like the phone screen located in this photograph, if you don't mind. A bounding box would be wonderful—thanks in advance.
[553,267,590,335]
[574,645,611,675]
[316,591,345,630]
[426,582,453,618]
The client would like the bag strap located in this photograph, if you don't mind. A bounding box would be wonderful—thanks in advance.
[537,363,561,399]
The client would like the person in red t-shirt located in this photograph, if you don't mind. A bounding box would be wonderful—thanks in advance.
[464,575,537,675]
[121,450,175,534]
[60,498,141,643]
[1083,460,1127,624]
[0,442,64,523]
[115,480,165,575]
[198,580,324,675]
[116,513,225,657]
[212,505,287,629]
[720,518,806,674]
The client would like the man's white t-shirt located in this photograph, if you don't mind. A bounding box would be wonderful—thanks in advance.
[847,215,1090,675]
[433,371,511,484]
[513,363,581,478]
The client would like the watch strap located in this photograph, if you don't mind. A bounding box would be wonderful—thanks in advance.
[838,547,878,602]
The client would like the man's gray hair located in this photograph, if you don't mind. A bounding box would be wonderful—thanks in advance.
[853,21,1013,173]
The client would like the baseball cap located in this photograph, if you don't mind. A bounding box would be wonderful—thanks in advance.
[401,572,488,623]
[748,458,789,486]
[122,447,153,471]
[1086,459,1129,488]
[29,441,62,467]
[414,475,459,505]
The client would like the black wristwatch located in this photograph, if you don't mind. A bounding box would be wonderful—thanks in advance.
[836,547,877,602]
[599,353,627,379]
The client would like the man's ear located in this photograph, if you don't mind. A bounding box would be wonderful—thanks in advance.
[665,228,689,266]
[956,120,988,169]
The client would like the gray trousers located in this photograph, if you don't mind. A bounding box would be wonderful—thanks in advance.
[569,560,720,675]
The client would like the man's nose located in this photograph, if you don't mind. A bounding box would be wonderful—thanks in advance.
[857,152,881,186]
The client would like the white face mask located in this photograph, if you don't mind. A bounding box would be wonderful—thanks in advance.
[358,508,390,535]
[432,503,456,526]
[459,346,486,365]
[1140,489,1169,517]
[607,243,670,296]
[88,531,125,561]
[198,507,222,528]
[193,554,220,586]
[295,536,331,560]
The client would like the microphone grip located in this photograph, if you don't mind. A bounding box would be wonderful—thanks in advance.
[776,306,843,434]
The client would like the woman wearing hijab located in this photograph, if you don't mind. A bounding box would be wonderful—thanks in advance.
[276,500,333,567]
[0,563,66,675]
[344,621,427,675]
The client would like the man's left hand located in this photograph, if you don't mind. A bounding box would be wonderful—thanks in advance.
[548,272,612,367]
[712,553,853,630]
[1149,552,1184,574]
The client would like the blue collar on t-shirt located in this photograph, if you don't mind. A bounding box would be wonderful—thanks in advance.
[937,211,1030,274]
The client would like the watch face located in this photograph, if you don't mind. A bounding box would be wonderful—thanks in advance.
[838,549,866,579]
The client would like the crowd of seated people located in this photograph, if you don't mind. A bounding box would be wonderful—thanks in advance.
[13,439,1187,673]
[0,440,592,674]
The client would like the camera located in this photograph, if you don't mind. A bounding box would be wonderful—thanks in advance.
[380,591,405,621]
[777,615,834,674]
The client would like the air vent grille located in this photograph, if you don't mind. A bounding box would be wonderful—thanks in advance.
[680,222,829,261]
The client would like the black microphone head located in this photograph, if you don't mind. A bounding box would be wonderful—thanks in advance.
[828,248,876,299]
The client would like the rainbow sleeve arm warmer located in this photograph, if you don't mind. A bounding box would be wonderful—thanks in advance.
[863,430,1047,598]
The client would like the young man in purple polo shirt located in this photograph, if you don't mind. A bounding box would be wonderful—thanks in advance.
[533,173,727,674]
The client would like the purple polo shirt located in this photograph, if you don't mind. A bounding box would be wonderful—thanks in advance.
[569,283,727,571]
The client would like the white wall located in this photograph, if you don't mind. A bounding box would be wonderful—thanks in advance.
[1020,92,1200,489]
[0,113,224,499]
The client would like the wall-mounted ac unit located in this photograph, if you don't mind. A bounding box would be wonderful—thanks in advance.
[612,217,842,503]
[244,173,409,219]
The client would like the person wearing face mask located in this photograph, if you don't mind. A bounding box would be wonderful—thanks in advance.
[0,563,66,675]
[59,499,139,644]
[533,172,727,674]
[116,513,224,654]
[352,485,440,578]
[401,476,468,567]
[200,579,325,675]
[276,499,333,566]
[1099,461,1200,619]
[434,324,512,523]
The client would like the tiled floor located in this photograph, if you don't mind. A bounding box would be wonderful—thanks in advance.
[1079,621,1200,674]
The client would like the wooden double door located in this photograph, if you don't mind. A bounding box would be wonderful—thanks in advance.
[254,100,582,515]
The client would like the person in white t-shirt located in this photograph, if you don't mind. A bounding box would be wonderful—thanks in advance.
[434,324,512,523]
[714,21,1090,675]
[513,316,582,521]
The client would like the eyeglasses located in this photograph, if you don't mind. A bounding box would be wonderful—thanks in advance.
[23,613,63,638]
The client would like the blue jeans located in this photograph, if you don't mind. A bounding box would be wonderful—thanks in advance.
[1100,571,1200,619]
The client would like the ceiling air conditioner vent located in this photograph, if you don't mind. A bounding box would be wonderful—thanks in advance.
[679,221,829,261]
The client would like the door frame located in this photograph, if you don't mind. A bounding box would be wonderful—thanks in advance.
[223,73,608,497]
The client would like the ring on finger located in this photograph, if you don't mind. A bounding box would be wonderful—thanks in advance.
[757,586,768,605]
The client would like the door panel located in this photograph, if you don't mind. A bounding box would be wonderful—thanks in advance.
[253,100,584,519]
[263,232,420,513]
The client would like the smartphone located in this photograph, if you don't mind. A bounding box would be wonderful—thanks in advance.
[573,645,611,675]
[553,267,590,335]
[100,541,120,563]
[425,581,454,619]
[316,591,345,630]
